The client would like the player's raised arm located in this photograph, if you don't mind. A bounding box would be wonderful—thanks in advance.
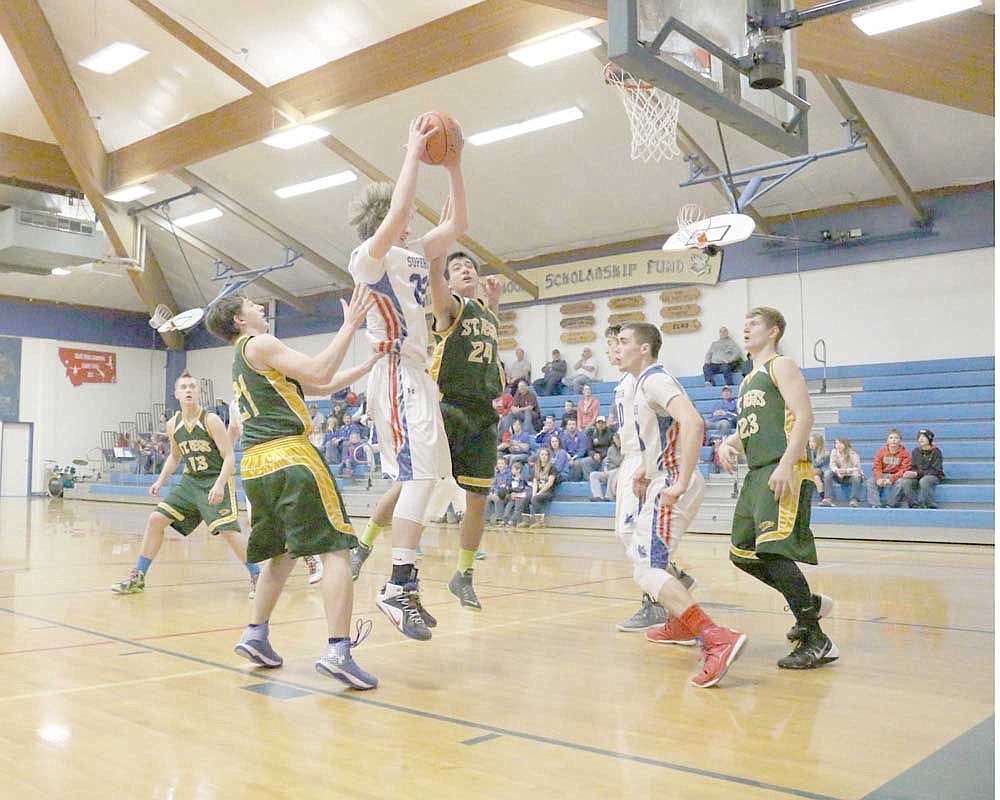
[421,159,468,262]
[428,254,459,332]
[300,352,384,396]
[205,412,235,505]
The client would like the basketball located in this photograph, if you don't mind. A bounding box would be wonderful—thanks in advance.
[420,111,463,166]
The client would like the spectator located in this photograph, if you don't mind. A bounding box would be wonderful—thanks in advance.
[808,434,830,501]
[590,432,622,501]
[339,430,368,478]
[566,347,598,393]
[505,380,540,434]
[534,415,559,447]
[561,419,593,480]
[213,398,230,426]
[323,416,345,465]
[499,418,534,466]
[561,399,577,429]
[821,436,864,507]
[588,415,613,458]
[309,403,326,431]
[548,435,572,482]
[702,326,743,386]
[706,385,738,440]
[493,389,514,432]
[485,458,511,525]
[577,383,601,430]
[157,412,169,434]
[533,349,568,396]
[524,448,557,528]
[867,428,911,508]
[503,460,531,527]
[506,347,532,390]
[896,428,945,509]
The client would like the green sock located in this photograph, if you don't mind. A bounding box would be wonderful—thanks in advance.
[458,548,476,573]
[360,519,383,549]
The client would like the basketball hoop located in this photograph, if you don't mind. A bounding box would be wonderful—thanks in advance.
[677,203,706,240]
[149,304,173,330]
[604,62,682,163]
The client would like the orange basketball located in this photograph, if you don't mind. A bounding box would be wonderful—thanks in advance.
[420,111,463,166]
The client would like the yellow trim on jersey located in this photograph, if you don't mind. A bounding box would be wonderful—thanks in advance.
[729,544,758,560]
[236,335,312,434]
[157,502,185,521]
[207,478,239,531]
[757,460,813,545]
[241,435,351,534]
[458,475,494,488]
[179,407,206,434]
[429,295,464,383]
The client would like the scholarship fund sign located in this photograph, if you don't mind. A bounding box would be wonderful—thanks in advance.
[0,336,21,421]
[498,248,721,304]
[59,348,117,387]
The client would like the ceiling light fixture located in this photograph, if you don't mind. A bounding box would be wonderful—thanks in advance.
[172,208,223,228]
[468,107,584,147]
[274,170,358,199]
[262,125,331,150]
[105,184,155,203]
[78,42,150,75]
[852,0,982,35]
[508,29,602,67]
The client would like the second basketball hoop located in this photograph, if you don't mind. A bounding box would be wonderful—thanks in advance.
[662,205,755,252]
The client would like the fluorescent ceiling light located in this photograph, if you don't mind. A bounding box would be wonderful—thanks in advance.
[78,42,150,75]
[509,29,601,67]
[468,107,584,146]
[262,125,331,149]
[105,184,155,203]
[173,208,223,228]
[852,0,982,35]
[50,267,72,276]
[274,170,358,199]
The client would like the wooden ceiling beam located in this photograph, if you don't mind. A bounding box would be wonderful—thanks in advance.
[106,1,580,190]
[0,132,81,193]
[0,0,184,347]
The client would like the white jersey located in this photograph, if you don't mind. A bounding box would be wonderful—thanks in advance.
[633,363,686,482]
[613,372,640,461]
[348,237,430,365]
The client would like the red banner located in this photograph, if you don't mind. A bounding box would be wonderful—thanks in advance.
[58,348,117,387]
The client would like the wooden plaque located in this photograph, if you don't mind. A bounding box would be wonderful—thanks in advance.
[660,287,702,304]
[498,323,517,336]
[607,311,645,325]
[560,300,596,315]
[497,310,516,323]
[660,319,702,334]
[607,295,645,310]
[561,330,597,344]
[560,315,596,330]
[660,303,702,318]
[498,337,518,350]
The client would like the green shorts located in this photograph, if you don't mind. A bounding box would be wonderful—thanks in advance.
[156,476,240,537]
[730,460,817,565]
[440,400,498,495]
[240,435,356,562]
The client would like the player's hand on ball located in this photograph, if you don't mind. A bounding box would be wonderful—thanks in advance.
[405,114,434,157]
[768,462,793,502]
[717,441,739,473]
[659,482,685,507]
[208,483,224,505]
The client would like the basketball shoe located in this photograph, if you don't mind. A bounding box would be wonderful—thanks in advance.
[617,594,667,632]
[448,569,482,611]
[377,581,432,641]
[349,542,372,581]
[645,615,699,645]
[689,626,747,688]
[315,620,378,690]
[667,562,697,592]
[110,568,145,594]
[305,555,323,585]
[234,625,283,668]
[786,594,834,641]
[778,629,839,669]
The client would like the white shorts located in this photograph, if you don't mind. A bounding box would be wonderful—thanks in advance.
[368,355,451,482]
[631,471,705,570]
[613,455,642,549]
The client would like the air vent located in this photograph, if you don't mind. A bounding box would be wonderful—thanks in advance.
[16,209,96,236]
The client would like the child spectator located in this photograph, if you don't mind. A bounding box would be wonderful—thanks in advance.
[561,399,577,429]
[576,383,601,430]
[867,428,911,508]
[809,434,830,502]
[485,458,511,525]
[525,447,558,528]
[548,435,572,483]
[822,437,864,507]
[504,461,531,527]
[896,429,945,508]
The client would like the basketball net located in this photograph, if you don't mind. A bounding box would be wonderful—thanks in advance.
[677,203,707,246]
[149,303,173,330]
[604,62,682,163]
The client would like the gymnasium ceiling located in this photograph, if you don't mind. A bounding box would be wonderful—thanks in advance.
[0,0,994,317]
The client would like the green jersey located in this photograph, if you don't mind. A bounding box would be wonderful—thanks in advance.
[430,295,504,410]
[170,408,224,480]
[737,355,802,469]
[233,334,312,448]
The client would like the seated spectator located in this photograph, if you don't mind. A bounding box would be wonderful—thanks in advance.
[866,428,911,508]
[822,437,864,506]
[588,415,613,458]
[323,416,345,464]
[506,347,532,391]
[703,326,743,386]
[505,380,540,434]
[706,385,738,440]
[339,430,368,478]
[309,403,326,431]
[533,349,568,396]
[157,412,169,434]
[525,448,558,528]
[534,415,559,447]
[590,432,622,500]
[493,389,514,432]
[485,458,511,525]
[498,419,534,465]
[503,460,532,527]
[561,419,593,480]
[547,435,572,483]
[808,434,830,501]
[576,383,601,430]
[896,428,945,508]
[560,400,577,429]
[565,347,598,393]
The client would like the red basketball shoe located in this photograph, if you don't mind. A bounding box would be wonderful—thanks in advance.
[689,626,747,688]
[645,616,698,646]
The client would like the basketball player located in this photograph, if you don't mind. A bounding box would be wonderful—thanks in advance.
[346,114,467,641]
[716,307,837,669]
[111,372,257,597]
[605,324,692,632]
[205,285,381,690]
[617,323,746,688]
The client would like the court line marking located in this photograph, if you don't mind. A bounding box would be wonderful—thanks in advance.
[462,733,502,746]
[0,604,848,800]
[0,667,219,703]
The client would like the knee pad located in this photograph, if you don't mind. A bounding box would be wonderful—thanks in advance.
[394,479,437,524]
[632,563,670,599]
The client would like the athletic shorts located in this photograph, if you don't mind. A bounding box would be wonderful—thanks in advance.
[156,476,239,537]
[613,455,643,549]
[240,435,356,562]
[631,471,705,570]
[368,355,451,482]
[440,400,498,495]
[730,460,817,565]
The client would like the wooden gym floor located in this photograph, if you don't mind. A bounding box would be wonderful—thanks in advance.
[0,497,993,799]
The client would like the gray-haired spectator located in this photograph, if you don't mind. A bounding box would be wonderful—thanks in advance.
[566,347,598,393]
[703,326,744,386]
[896,429,945,508]
[506,347,532,390]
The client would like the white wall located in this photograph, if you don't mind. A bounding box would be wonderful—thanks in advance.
[17,338,166,491]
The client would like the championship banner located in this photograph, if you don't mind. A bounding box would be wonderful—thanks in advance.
[59,348,117,387]
[0,337,21,422]
[499,248,721,305]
